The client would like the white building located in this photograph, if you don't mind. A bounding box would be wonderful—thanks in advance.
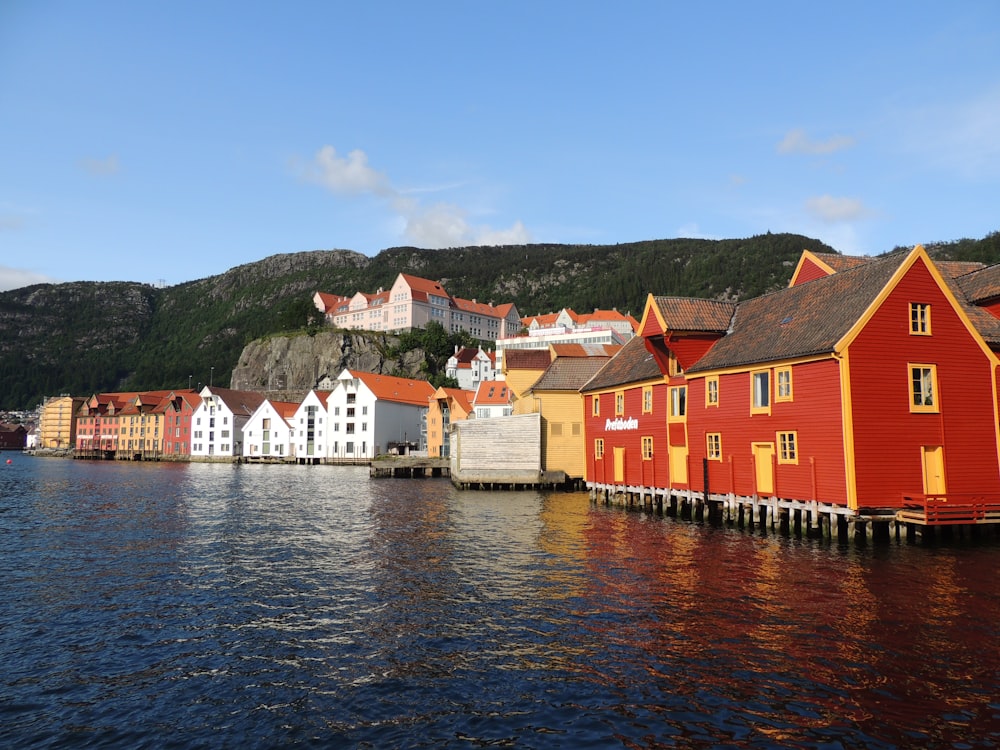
[472,380,513,419]
[291,389,332,463]
[325,369,435,460]
[190,386,266,459]
[445,346,497,391]
[243,399,299,461]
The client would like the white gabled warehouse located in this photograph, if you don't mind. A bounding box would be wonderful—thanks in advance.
[291,390,332,464]
[243,399,299,461]
[190,386,266,460]
[326,369,435,461]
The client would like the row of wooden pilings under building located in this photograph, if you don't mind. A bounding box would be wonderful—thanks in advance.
[589,483,1000,545]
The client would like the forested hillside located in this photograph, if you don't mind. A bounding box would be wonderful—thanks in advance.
[3,231,999,410]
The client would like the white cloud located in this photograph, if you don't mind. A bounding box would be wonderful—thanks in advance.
[0,265,59,291]
[310,146,390,195]
[805,194,871,223]
[302,145,531,248]
[778,129,856,155]
[80,154,120,176]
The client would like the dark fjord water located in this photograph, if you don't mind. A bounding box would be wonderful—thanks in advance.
[1,455,998,748]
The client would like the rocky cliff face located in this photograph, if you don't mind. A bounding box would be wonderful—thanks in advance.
[230,330,427,398]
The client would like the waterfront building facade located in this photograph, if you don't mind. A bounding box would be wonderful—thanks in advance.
[426,387,474,459]
[581,335,670,491]
[325,369,435,460]
[162,391,200,457]
[190,386,266,459]
[39,395,86,450]
[291,390,332,462]
[630,245,1000,515]
[244,399,300,460]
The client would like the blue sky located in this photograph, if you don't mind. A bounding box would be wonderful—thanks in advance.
[2,2,1000,291]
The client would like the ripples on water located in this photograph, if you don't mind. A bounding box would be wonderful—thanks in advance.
[1,456,998,748]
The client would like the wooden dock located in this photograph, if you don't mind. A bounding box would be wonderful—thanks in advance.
[370,456,450,478]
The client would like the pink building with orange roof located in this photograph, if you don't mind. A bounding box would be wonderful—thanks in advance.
[315,273,521,341]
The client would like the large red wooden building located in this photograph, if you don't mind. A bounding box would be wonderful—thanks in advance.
[585,246,1000,525]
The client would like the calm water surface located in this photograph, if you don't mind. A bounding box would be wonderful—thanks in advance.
[1,455,998,748]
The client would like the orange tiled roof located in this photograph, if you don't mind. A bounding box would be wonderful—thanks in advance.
[433,387,475,413]
[350,370,435,406]
[473,381,512,405]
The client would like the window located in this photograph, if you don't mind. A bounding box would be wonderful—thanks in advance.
[751,370,770,414]
[642,386,653,414]
[669,386,686,420]
[592,396,600,417]
[910,364,938,412]
[594,438,605,459]
[706,376,719,407]
[778,431,798,463]
[551,422,563,437]
[641,436,653,460]
[910,303,931,335]
[706,433,721,460]
[615,391,625,416]
[776,367,793,402]
[668,351,682,377]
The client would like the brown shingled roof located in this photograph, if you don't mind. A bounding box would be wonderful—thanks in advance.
[648,297,736,333]
[955,263,1000,304]
[528,356,612,392]
[503,348,553,370]
[688,253,903,373]
[810,252,873,272]
[581,335,662,392]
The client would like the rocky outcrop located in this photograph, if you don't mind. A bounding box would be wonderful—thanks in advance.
[230,330,427,398]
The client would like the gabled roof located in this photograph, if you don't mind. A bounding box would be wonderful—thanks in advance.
[349,370,435,406]
[954,263,1000,305]
[432,386,475,414]
[576,309,640,331]
[473,381,512,405]
[503,349,553,371]
[643,297,736,335]
[451,346,489,366]
[314,292,350,312]
[687,252,905,372]
[204,387,267,416]
[528,356,612,392]
[581,335,663,392]
[399,273,450,303]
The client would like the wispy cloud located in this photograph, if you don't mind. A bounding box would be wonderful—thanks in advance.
[805,194,872,223]
[80,154,120,176]
[0,214,25,231]
[777,129,856,155]
[899,85,1000,179]
[0,265,59,291]
[300,145,530,248]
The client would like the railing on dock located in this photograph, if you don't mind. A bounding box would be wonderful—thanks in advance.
[898,494,1000,526]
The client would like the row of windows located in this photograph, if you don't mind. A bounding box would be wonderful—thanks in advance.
[594,432,799,463]
[594,360,939,416]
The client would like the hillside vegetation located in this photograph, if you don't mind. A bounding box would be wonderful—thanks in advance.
[3,231,999,410]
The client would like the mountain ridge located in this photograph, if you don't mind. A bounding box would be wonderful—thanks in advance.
[4,231,999,410]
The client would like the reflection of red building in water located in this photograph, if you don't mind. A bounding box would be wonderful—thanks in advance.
[585,246,1000,528]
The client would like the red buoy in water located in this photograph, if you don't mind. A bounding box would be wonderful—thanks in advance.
[5,459,11,465]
